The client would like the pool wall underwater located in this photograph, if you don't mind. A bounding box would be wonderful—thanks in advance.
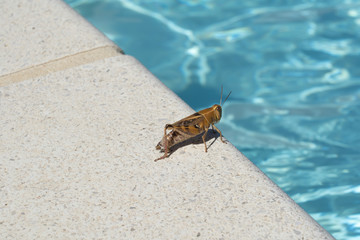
[0,0,333,239]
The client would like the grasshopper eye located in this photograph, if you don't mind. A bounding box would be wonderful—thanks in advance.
[195,124,200,128]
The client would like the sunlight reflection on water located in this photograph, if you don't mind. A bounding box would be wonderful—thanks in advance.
[66,0,360,238]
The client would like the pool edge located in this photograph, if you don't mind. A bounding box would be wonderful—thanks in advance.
[0,0,334,239]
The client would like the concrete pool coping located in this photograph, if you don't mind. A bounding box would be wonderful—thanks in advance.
[0,0,334,239]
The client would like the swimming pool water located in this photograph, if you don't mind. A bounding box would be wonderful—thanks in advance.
[65,0,360,238]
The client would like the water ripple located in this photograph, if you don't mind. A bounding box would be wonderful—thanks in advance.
[66,1,360,238]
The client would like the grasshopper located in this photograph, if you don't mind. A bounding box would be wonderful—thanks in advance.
[155,87,231,161]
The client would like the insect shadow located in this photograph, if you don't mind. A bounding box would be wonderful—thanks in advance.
[162,128,221,158]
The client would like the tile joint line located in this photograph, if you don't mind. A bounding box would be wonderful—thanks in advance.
[0,45,124,87]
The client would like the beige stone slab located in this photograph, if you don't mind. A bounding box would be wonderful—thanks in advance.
[0,0,121,76]
[0,55,333,239]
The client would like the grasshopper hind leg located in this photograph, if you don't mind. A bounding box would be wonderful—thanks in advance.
[154,137,170,161]
[154,124,172,161]
[154,149,169,161]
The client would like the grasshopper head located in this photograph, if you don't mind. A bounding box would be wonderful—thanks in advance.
[212,104,222,122]
[217,86,232,122]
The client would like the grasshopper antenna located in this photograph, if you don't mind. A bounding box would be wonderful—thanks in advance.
[220,85,223,106]
[222,91,232,106]
[220,85,231,106]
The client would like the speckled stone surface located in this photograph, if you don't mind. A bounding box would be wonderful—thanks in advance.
[0,0,117,76]
[0,0,334,239]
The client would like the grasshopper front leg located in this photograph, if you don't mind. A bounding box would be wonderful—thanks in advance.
[202,128,209,152]
[212,124,227,144]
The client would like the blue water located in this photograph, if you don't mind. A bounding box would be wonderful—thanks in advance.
[65,0,360,238]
